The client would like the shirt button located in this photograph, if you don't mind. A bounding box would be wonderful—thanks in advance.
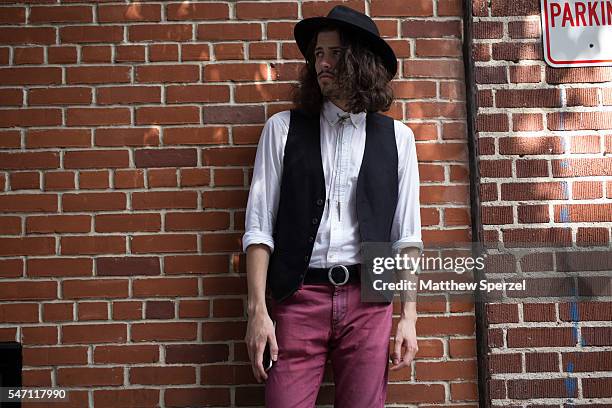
[312,217,318,224]
[316,198,324,206]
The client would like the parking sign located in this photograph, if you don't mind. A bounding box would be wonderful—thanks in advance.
[541,0,612,67]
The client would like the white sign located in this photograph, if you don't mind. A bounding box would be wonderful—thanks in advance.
[540,0,612,67]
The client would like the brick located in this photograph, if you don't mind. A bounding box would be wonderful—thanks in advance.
[62,323,127,343]
[135,106,199,125]
[473,21,503,39]
[134,149,197,168]
[114,170,145,189]
[552,158,612,177]
[60,25,123,43]
[27,258,92,277]
[133,277,198,297]
[493,42,542,61]
[476,114,508,132]
[475,66,507,84]
[509,20,541,38]
[58,367,122,387]
[77,302,108,321]
[0,110,62,129]
[508,328,574,347]
[65,150,129,169]
[10,172,40,190]
[583,378,612,398]
[62,192,126,211]
[250,42,277,59]
[0,7,25,24]
[14,47,44,64]
[96,257,160,277]
[166,2,229,20]
[28,87,92,105]
[204,63,268,82]
[489,353,522,373]
[472,43,491,61]
[421,186,469,204]
[132,191,197,210]
[66,108,131,126]
[486,303,519,323]
[44,172,76,191]
[523,303,556,321]
[520,354,556,375]
[236,2,297,19]
[370,0,433,16]
[26,215,90,234]
[95,128,160,147]
[94,345,158,364]
[402,19,461,37]
[132,322,197,341]
[0,27,56,45]
[43,303,73,322]
[98,4,160,22]
[572,181,603,200]
[145,301,174,319]
[61,236,125,255]
[203,105,264,124]
[115,45,145,62]
[0,216,21,234]
[179,300,210,318]
[149,43,179,61]
[404,60,464,79]
[496,89,560,108]
[0,303,39,323]
[131,366,195,385]
[128,24,191,42]
[511,113,544,132]
[95,214,160,233]
[479,160,512,178]
[0,237,55,257]
[79,170,109,189]
[508,378,575,399]
[166,84,229,103]
[94,389,160,408]
[27,129,91,148]
[164,254,229,274]
[571,135,600,154]
[0,280,57,301]
[165,212,230,231]
[147,168,177,188]
[62,279,128,300]
[267,22,293,40]
[19,329,55,347]
[503,228,572,247]
[510,65,542,83]
[202,190,249,208]
[23,346,87,366]
[181,44,211,61]
[516,159,548,178]
[491,0,539,15]
[29,5,92,23]
[0,69,60,87]
[560,302,612,321]
[517,205,549,223]
[0,152,59,170]
[48,46,78,64]
[131,234,198,254]
[583,327,612,346]
[165,388,230,407]
[416,360,477,381]
[577,227,609,246]
[481,206,514,225]
[136,65,199,83]
[97,86,160,105]
[81,45,112,63]
[165,127,228,145]
[198,23,261,41]
[546,66,612,84]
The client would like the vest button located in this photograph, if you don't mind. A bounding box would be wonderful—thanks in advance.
[304,255,309,261]
[312,217,318,224]
[308,236,314,243]
[316,198,324,206]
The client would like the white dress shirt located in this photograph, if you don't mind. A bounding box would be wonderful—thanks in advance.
[242,100,422,268]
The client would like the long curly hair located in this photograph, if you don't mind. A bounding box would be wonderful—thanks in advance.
[292,25,394,116]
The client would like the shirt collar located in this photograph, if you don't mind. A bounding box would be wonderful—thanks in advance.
[322,100,366,128]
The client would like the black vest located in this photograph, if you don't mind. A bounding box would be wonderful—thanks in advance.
[267,109,398,302]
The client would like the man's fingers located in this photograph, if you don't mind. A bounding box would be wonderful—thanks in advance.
[254,344,267,380]
[269,334,279,361]
[392,336,404,364]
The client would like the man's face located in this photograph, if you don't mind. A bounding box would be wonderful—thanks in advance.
[314,30,343,96]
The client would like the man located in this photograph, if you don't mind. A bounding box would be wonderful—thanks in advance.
[242,5,422,407]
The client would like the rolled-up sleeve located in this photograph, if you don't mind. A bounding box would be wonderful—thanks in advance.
[242,111,289,253]
[390,121,423,253]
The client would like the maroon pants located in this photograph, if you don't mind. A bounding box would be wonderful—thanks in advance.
[265,281,393,407]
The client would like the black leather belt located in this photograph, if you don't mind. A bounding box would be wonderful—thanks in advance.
[303,264,360,286]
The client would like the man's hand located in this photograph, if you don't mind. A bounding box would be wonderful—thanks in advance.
[245,309,278,383]
[390,317,418,371]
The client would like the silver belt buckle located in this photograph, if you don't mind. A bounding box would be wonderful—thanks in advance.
[328,265,349,286]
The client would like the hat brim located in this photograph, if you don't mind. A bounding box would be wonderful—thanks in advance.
[294,17,397,79]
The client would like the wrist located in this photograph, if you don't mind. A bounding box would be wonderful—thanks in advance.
[247,301,267,317]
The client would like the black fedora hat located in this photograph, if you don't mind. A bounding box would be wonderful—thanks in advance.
[294,5,397,78]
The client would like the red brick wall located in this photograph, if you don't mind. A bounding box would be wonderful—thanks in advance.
[473,0,612,405]
[1,0,475,406]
